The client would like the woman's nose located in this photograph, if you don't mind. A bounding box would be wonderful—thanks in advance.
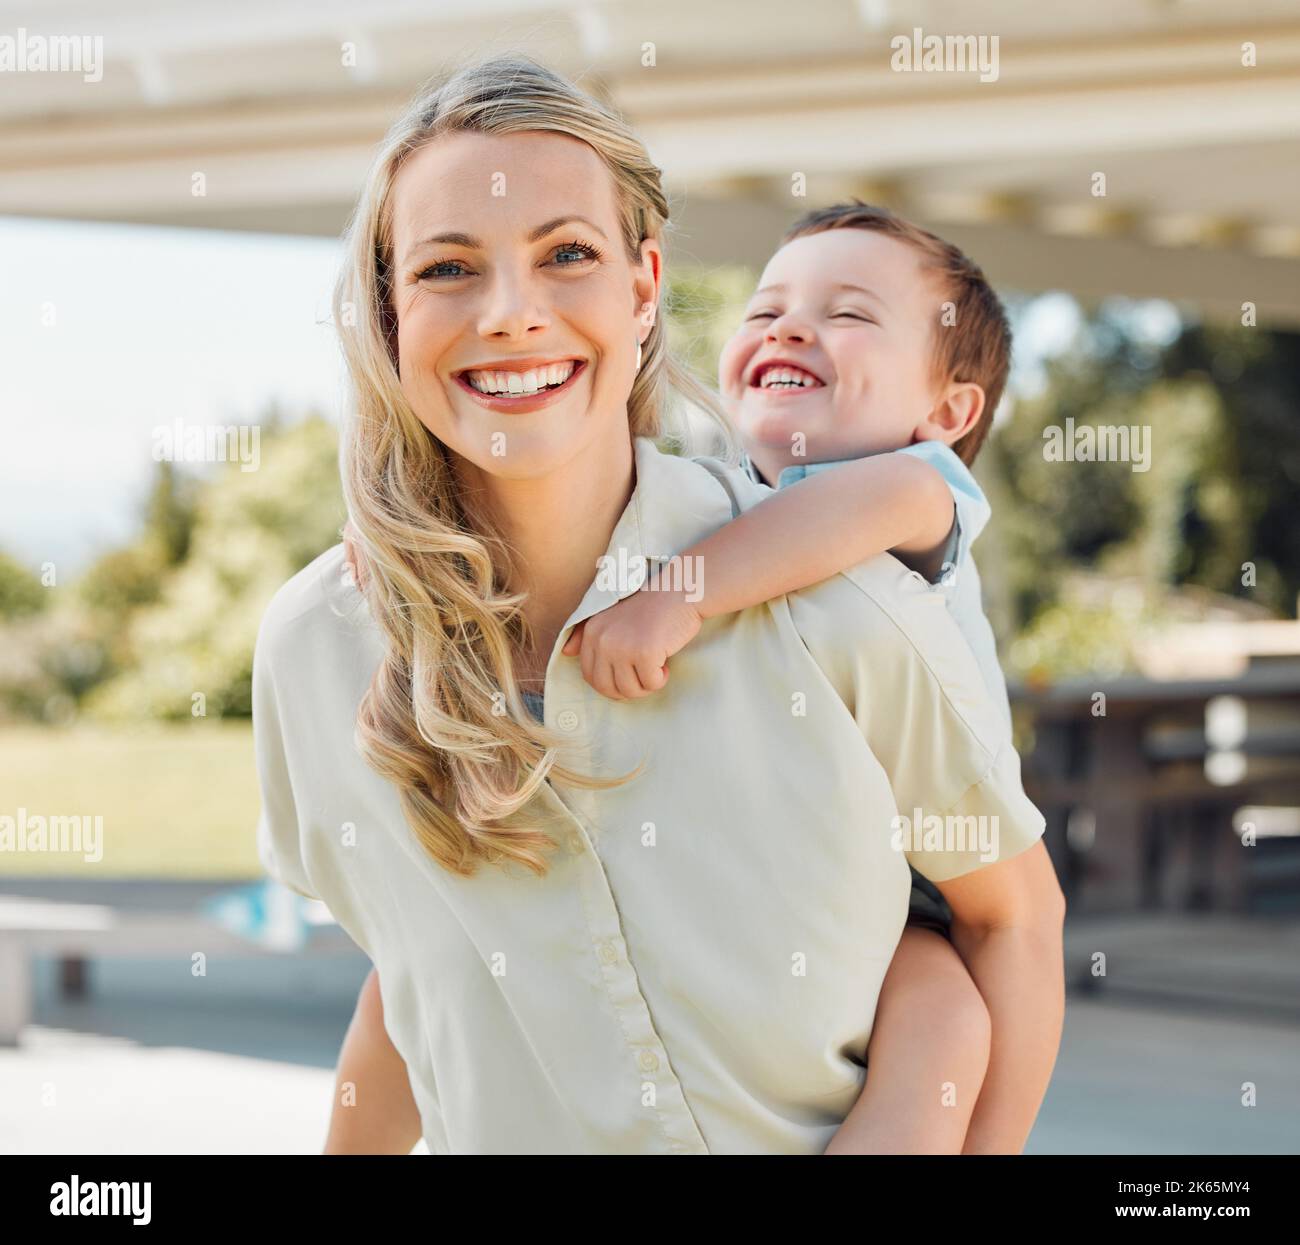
[477,271,550,339]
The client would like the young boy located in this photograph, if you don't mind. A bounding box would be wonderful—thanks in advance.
[333,204,1059,1155]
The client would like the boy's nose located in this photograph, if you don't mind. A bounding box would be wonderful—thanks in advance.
[764,308,815,342]
[767,322,812,344]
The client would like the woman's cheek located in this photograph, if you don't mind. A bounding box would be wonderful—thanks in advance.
[396,307,443,378]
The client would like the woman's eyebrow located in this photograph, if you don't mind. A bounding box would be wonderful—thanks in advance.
[528,214,608,243]
[402,215,608,264]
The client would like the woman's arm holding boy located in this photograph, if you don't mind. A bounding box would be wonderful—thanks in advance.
[938,844,1066,1152]
[785,550,1065,1156]
[938,843,1066,1153]
[324,967,424,1155]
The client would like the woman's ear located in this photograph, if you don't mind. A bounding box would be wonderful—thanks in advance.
[342,518,370,590]
[917,381,985,445]
[633,238,663,336]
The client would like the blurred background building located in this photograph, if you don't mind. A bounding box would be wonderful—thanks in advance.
[1,0,1298,1154]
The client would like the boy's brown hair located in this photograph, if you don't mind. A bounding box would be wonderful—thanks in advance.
[779,200,1011,466]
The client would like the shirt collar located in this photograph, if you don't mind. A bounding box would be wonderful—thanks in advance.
[740,449,856,491]
[560,435,736,639]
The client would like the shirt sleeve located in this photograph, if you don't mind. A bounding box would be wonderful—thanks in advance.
[897,738,1043,884]
[252,611,319,901]
[787,558,1044,884]
[895,441,991,584]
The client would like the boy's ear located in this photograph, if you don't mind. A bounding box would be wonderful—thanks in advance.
[916,381,985,445]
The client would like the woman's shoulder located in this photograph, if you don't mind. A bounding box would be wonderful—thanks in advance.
[680,447,775,518]
[786,556,1009,758]
[256,541,373,665]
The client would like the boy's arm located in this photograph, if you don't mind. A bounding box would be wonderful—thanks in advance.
[323,967,424,1154]
[939,843,1067,1154]
[563,453,956,700]
[687,452,955,621]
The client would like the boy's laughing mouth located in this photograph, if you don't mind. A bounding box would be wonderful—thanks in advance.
[746,357,826,393]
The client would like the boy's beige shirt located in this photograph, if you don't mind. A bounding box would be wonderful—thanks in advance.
[254,434,1045,1155]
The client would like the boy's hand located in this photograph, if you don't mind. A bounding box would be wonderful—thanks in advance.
[561,584,702,701]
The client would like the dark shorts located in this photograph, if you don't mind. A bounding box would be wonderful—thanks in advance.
[905,865,953,940]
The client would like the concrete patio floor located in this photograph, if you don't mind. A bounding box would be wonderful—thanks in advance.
[1,938,1296,1154]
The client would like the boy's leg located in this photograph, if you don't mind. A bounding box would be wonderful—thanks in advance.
[824,924,991,1154]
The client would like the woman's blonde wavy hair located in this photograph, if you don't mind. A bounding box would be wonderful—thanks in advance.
[334,54,735,880]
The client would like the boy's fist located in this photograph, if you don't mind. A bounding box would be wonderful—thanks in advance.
[561,585,702,701]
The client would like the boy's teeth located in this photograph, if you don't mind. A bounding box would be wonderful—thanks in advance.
[465,361,576,394]
[760,366,818,389]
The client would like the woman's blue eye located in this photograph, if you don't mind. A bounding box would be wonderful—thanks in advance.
[417,240,600,281]
[417,261,467,280]
[552,241,602,265]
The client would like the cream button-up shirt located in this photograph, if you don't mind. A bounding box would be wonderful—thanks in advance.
[253,434,1045,1155]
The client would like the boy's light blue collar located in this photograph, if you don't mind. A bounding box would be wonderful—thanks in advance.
[739,450,855,490]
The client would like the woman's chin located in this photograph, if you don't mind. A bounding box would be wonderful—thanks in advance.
[459,418,602,481]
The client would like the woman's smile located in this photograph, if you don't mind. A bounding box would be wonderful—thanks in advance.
[452,356,589,413]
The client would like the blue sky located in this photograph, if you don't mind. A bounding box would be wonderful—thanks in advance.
[1,215,1161,578]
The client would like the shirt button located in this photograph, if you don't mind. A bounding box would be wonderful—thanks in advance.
[596,940,619,965]
[557,709,580,732]
[637,1049,660,1073]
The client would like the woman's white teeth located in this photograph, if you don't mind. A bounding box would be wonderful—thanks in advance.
[760,367,819,389]
[465,361,577,395]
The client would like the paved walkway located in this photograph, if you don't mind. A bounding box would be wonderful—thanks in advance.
[1032,995,1299,1154]
[1,914,1296,1154]
[0,951,428,1154]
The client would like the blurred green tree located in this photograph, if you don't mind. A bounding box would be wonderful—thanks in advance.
[0,549,46,619]
[82,410,345,722]
[1162,323,1300,613]
[985,305,1300,680]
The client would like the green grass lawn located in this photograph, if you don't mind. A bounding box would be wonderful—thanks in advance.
[0,723,263,879]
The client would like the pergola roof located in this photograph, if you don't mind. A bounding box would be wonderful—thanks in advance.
[4,0,1300,324]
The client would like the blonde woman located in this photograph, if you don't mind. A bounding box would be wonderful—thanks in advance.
[253,55,1064,1155]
